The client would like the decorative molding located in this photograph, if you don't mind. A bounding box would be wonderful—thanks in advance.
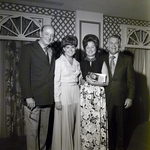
[121,25,150,49]
[79,21,101,48]
[0,10,51,41]
[0,3,75,42]
[103,16,150,49]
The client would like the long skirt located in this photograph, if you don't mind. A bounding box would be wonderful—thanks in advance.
[80,83,109,150]
[51,84,81,150]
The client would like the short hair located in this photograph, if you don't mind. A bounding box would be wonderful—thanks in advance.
[107,35,121,44]
[40,25,54,32]
[82,34,99,50]
[61,35,78,48]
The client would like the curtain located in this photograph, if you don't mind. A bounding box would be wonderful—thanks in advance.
[0,40,30,137]
[0,41,7,138]
[134,49,150,122]
[5,41,25,137]
[128,49,150,125]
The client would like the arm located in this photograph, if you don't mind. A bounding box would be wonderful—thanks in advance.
[54,59,62,110]
[124,57,135,109]
[18,45,35,109]
[86,61,109,86]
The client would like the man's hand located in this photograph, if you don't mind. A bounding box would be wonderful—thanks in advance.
[55,101,62,110]
[124,98,132,109]
[26,98,35,110]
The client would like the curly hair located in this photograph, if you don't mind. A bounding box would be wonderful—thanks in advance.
[82,34,99,50]
[61,35,78,48]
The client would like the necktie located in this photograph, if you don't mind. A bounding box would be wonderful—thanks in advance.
[110,56,115,76]
[44,47,50,63]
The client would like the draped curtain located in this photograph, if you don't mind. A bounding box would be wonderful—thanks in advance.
[125,48,150,125]
[0,41,7,138]
[5,41,25,137]
[133,49,150,123]
[0,40,30,138]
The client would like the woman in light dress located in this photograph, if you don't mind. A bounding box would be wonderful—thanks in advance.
[80,34,109,150]
[51,35,82,150]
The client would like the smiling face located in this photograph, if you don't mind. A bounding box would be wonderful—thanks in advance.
[63,45,76,58]
[39,25,55,47]
[85,41,97,58]
[107,37,120,55]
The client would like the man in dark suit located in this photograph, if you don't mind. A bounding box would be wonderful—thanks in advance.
[102,35,135,150]
[18,25,55,150]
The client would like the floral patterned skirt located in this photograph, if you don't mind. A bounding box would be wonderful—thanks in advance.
[80,83,108,150]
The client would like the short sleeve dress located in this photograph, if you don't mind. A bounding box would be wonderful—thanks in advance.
[80,58,108,150]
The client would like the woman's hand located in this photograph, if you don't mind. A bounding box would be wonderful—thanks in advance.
[80,78,86,85]
[86,75,106,86]
[86,75,95,84]
[55,101,62,110]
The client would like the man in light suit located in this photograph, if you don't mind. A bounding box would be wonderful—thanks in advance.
[102,35,135,150]
[18,25,55,150]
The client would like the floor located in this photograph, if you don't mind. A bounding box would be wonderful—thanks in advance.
[0,121,150,150]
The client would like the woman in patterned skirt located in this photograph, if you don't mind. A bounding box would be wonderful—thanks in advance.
[80,34,109,150]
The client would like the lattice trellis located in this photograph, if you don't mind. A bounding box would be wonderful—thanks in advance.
[0,2,76,42]
[51,16,75,41]
[103,15,150,50]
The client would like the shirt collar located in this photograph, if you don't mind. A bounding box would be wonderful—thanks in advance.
[109,52,119,59]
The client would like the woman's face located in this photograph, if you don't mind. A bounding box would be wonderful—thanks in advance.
[63,45,76,57]
[85,41,96,58]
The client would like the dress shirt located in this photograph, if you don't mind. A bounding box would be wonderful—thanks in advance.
[43,47,52,64]
[109,53,119,67]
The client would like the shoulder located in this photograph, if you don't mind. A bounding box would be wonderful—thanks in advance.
[80,59,87,66]
[22,41,38,51]
[98,54,108,62]
[56,55,65,63]
[119,52,133,60]
[74,58,80,65]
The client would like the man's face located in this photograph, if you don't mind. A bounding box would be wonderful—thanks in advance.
[40,26,54,46]
[107,37,120,55]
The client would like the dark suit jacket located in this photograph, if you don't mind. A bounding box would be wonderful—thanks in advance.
[101,52,135,106]
[18,41,55,106]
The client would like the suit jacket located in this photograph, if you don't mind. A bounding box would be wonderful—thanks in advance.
[101,52,135,106]
[18,41,55,106]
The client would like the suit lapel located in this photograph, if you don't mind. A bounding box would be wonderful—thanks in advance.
[113,53,124,77]
[33,41,49,65]
[103,54,111,76]
[49,51,55,72]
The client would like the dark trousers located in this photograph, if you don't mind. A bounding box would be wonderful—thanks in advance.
[107,103,127,150]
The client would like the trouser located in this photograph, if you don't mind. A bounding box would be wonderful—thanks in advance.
[107,104,127,150]
[24,106,51,150]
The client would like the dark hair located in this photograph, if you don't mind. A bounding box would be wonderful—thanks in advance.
[82,34,99,50]
[61,35,78,48]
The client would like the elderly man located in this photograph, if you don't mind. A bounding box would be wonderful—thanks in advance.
[102,35,135,150]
